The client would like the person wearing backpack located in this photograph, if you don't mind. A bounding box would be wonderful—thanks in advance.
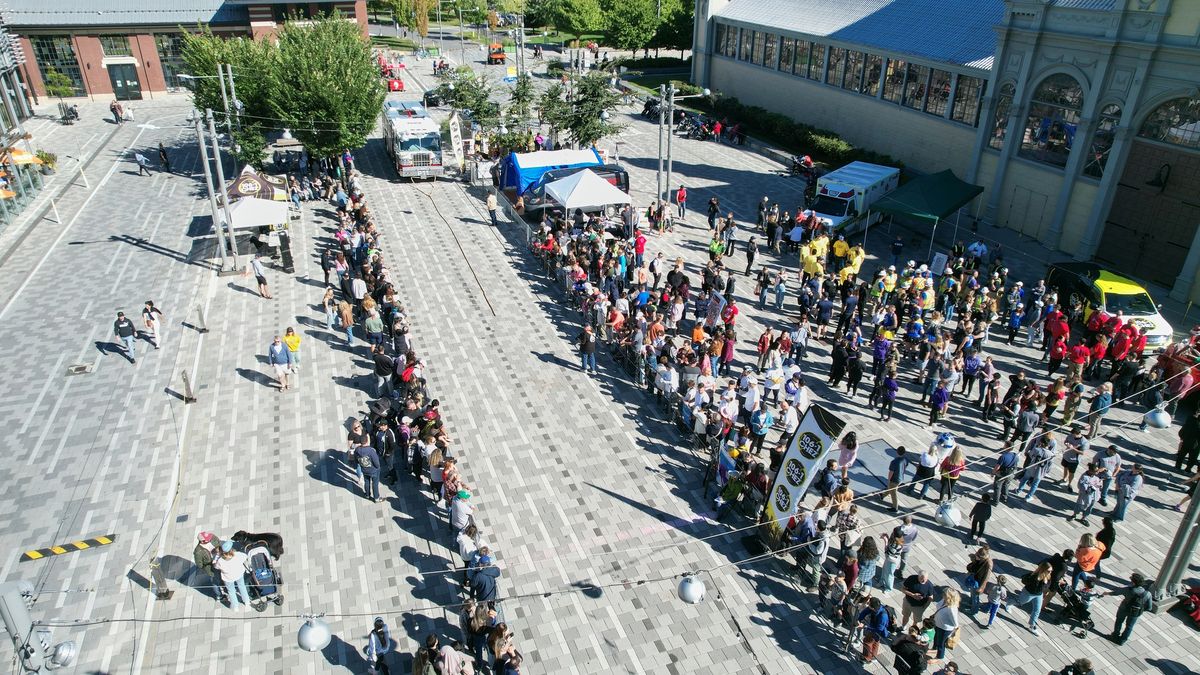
[890,625,928,675]
[1107,572,1153,644]
[855,596,891,664]
[354,443,382,503]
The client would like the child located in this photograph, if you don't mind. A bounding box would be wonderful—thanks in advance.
[919,617,935,647]
[828,573,849,621]
[968,493,993,545]
[983,574,1009,629]
[817,571,833,609]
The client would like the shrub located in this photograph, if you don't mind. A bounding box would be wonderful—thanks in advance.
[614,56,691,70]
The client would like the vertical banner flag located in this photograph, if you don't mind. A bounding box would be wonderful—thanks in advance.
[762,404,847,541]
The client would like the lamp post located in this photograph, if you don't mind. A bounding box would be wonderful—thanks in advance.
[656,85,710,203]
[206,108,239,270]
[192,109,230,272]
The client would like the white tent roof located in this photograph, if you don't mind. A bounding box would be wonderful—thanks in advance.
[545,169,631,211]
[226,197,290,231]
[514,148,600,170]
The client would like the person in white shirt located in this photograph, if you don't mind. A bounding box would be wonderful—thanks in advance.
[212,542,251,610]
[788,374,811,413]
[780,400,800,439]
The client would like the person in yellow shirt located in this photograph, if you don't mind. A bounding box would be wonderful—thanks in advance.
[812,233,829,263]
[283,326,302,373]
[846,244,865,275]
[802,249,817,280]
[832,235,849,272]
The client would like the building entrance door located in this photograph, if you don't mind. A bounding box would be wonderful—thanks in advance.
[107,64,143,101]
[1095,140,1200,287]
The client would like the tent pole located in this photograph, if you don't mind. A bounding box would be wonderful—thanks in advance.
[927,217,939,262]
[862,211,871,251]
[952,210,961,248]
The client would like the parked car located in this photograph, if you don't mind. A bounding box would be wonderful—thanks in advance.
[1045,261,1174,348]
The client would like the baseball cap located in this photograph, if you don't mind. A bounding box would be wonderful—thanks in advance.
[221,540,234,552]
[198,532,214,544]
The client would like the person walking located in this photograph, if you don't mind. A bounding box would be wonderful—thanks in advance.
[1086,383,1113,438]
[109,99,123,124]
[1071,533,1105,590]
[134,152,151,176]
[1106,572,1154,644]
[982,574,1008,629]
[967,494,993,544]
[938,447,966,501]
[486,189,499,227]
[249,253,272,299]
[141,301,165,350]
[267,336,293,391]
[1011,561,1052,635]
[992,442,1020,504]
[676,184,687,218]
[158,141,171,172]
[884,446,909,512]
[365,617,392,675]
[1015,434,1057,501]
[282,326,301,373]
[1174,467,1200,512]
[931,589,961,662]
[212,541,251,611]
[354,442,383,502]
[1070,464,1103,525]
[113,311,138,363]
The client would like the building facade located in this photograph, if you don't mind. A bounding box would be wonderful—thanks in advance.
[692,0,1200,302]
[0,16,39,227]
[8,0,368,102]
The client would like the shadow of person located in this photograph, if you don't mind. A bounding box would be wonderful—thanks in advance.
[321,632,368,670]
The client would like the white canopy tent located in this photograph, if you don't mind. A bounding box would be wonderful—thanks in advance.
[544,169,631,212]
[226,196,290,231]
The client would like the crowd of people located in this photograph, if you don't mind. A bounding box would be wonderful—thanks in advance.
[519,183,1196,672]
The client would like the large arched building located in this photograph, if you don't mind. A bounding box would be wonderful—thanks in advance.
[691,0,1200,301]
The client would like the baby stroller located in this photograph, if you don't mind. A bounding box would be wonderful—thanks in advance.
[245,543,284,612]
[1054,582,1095,636]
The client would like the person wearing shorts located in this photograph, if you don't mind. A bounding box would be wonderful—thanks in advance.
[141,300,164,350]
[250,254,272,299]
[267,335,293,390]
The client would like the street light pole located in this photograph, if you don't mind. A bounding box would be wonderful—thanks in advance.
[458,8,464,64]
[206,108,239,270]
[656,84,665,205]
[195,110,229,271]
[437,2,443,58]
[665,85,675,205]
[216,64,232,138]
[225,64,240,130]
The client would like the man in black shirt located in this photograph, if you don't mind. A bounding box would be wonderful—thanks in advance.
[372,345,395,398]
[113,311,138,363]
[576,325,597,374]
[900,571,934,629]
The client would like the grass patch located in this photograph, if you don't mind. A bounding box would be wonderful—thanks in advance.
[526,32,604,46]
[370,35,422,52]
[625,75,702,96]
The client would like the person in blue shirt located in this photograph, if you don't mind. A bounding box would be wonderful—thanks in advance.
[749,405,775,455]
[635,289,651,307]
[885,447,910,511]
[856,597,891,663]
[1007,304,1025,344]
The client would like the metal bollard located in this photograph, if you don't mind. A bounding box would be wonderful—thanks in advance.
[180,369,197,404]
[149,558,174,600]
[194,304,208,334]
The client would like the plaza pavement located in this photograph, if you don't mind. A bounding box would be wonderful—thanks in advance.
[0,60,1194,675]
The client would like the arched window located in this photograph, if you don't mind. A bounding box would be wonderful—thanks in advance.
[988,82,1015,150]
[1083,104,1122,179]
[1018,74,1084,168]
[1138,97,1200,149]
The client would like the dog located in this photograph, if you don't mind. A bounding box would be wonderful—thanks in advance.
[231,530,284,559]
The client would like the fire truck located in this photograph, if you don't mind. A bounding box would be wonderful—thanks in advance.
[381,100,443,180]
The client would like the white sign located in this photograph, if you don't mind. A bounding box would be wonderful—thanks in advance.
[763,405,846,537]
[931,252,949,276]
[448,112,464,171]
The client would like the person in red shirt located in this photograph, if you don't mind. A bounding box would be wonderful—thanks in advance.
[722,300,739,327]
[1129,325,1147,358]
[1086,309,1109,335]
[675,185,688,219]
[633,229,647,268]
[1068,341,1091,381]
[1104,311,1124,337]
[1109,331,1131,363]
[1087,336,1109,380]
[1048,337,1068,377]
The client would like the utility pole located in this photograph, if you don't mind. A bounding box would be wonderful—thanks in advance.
[1152,487,1200,602]
[656,84,665,205]
[206,108,239,270]
[195,110,229,271]
[225,64,240,130]
[458,8,464,64]
[216,64,232,138]
[437,2,443,58]
[665,85,675,205]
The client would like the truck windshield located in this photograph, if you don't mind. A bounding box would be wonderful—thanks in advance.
[811,195,849,218]
[399,135,440,152]
[1104,291,1157,316]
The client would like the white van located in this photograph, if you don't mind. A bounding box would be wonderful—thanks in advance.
[810,161,900,234]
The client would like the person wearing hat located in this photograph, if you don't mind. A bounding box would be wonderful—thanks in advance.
[212,540,251,610]
[192,532,226,604]
[113,311,138,363]
[451,490,474,535]
[365,617,392,674]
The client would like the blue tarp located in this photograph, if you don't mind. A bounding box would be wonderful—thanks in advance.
[501,148,602,193]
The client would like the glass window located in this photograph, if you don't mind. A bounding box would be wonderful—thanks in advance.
[1083,104,1122,178]
[807,42,824,81]
[882,58,906,103]
[1019,73,1084,168]
[779,37,794,72]
[989,82,1016,150]
[924,68,952,116]
[99,36,132,57]
[715,24,727,56]
[740,30,754,62]
[155,34,187,90]
[903,63,929,109]
[763,34,777,69]
[1138,96,1200,149]
[751,31,765,66]
[793,40,810,78]
[843,51,863,92]
[30,36,84,96]
[723,26,738,58]
[861,54,882,96]
[951,75,986,126]
[827,47,845,87]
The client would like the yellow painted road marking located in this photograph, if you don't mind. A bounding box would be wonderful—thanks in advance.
[20,534,117,562]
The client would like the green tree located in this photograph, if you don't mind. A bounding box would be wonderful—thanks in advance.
[268,15,385,158]
[42,68,76,100]
[509,72,535,122]
[554,0,604,42]
[650,0,692,55]
[602,0,656,52]
[442,67,500,128]
[564,71,620,147]
[538,82,570,135]
[524,0,559,29]
[181,29,276,167]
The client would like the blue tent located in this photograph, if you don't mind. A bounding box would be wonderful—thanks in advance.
[500,148,602,193]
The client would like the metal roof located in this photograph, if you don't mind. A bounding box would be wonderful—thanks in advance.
[4,1,248,28]
[714,0,1008,71]
[1047,0,1117,9]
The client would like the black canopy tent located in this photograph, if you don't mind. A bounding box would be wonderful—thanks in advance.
[867,169,985,261]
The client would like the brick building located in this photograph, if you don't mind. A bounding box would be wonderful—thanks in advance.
[7,0,368,102]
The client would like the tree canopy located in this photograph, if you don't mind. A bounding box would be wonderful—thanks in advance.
[601,0,657,52]
[554,0,604,40]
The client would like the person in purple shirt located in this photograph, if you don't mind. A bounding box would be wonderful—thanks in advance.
[929,379,950,427]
